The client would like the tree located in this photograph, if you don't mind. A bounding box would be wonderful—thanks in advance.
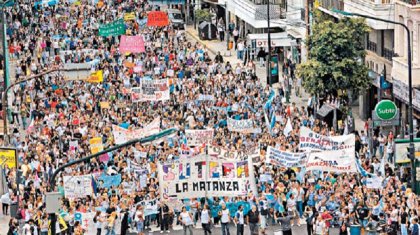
[297,13,370,97]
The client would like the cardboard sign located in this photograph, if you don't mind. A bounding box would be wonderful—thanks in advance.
[86,70,103,83]
[89,137,103,154]
[119,35,145,53]
[124,12,136,21]
[147,11,169,27]
[100,102,110,109]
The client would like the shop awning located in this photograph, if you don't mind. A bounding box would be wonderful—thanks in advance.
[247,32,295,47]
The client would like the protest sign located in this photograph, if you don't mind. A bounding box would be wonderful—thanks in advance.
[112,117,160,144]
[306,149,357,173]
[63,175,93,198]
[227,117,260,134]
[208,144,259,160]
[89,137,103,154]
[185,129,213,146]
[158,155,257,199]
[137,199,159,216]
[124,12,136,21]
[99,19,125,37]
[197,94,215,102]
[366,177,383,189]
[69,141,78,153]
[265,146,307,168]
[299,126,355,152]
[119,35,145,53]
[132,79,170,102]
[86,70,103,83]
[98,174,122,188]
[147,11,169,27]
[100,102,110,109]
[134,66,143,73]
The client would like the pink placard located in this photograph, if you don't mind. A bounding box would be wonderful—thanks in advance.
[119,35,145,53]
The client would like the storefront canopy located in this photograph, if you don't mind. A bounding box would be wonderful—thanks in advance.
[247,32,296,48]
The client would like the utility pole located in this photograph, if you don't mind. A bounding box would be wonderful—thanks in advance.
[267,0,272,86]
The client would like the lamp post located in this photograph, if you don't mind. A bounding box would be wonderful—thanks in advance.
[267,0,272,86]
[333,9,415,192]
[48,128,178,235]
[1,0,13,91]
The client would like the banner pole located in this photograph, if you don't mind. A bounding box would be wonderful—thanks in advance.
[205,145,208,204]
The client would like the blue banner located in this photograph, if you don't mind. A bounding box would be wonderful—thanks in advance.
[98,174,122,188]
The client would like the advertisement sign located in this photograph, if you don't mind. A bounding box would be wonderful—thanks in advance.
[158,155,257,199]
[299,126,355,152]
[306,149,357,173]
[0,148,16,168]
[395,139,420,163]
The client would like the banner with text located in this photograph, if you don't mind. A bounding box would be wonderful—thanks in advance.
[63,175,93,199]
[119,35,145,54]
[227,117,260,134]
[207,144,260,161]
[306,149,357,173]
[158,155,257,199]
[132,79,170,102]
[89,137,103,154]
[299,127,355,152]
[266,146,307,168]
[185,129,213,146]
[99,19,125,37]
[112,117,160,145]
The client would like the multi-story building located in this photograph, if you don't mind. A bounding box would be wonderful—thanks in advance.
[392,0,420,126]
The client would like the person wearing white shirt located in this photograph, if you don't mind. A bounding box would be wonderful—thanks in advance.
[179,207,193,235]
[201,205,212,235]
[219,204,230,235]
[235,205,245,235]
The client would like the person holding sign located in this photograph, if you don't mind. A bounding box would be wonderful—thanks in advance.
[179,206,194,235]
[234,205,245,235]
[201,204,212,235]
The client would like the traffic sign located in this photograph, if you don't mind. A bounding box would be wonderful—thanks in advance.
[375,100,397,120]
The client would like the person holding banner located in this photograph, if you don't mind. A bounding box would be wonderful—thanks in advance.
[201,205,212,235]
[247,205,260,235]
[219,204,231,235]
[234,205,245,235]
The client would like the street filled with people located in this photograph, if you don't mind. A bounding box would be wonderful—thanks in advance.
[0,0,418,235]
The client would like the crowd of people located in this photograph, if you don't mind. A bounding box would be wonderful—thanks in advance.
[0,1,417,235]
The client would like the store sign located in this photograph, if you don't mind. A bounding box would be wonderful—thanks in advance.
[255,39,294,47]
[375,100,397,120]
[393,78,420,110]
[371,110,400,127]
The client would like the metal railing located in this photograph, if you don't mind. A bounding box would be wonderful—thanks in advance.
[367,41,378,53]
[383,48,395,61]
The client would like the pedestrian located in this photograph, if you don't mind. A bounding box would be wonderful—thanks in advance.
[277,212,293,235]
[201,204,212,235]
[160,201,170,233]
[247,205,260,235]
[234,205,245,235]
[179,206,193,235]
[219,203,231,235]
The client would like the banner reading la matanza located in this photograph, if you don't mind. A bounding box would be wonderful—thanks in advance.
[158,155,257,199]
[99,19,126,37]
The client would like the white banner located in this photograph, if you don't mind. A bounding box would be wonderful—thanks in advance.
[366,177,383,189]
[197,94,215,101]
[227,117,261,134]
[306,150,357,173]
[112,118,160,145]
[185,129,213,146]
[299,127,355,152]
[132,79,170,102]
[266,146,307,168]
[207,144,260,160]
[63,175,93,199]
[158,155,257,199]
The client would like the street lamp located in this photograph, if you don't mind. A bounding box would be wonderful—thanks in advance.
[1,0,14,91]
[48,128,178,235]
[333,9,416,192]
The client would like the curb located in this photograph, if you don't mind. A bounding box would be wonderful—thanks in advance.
[185,29,218,56]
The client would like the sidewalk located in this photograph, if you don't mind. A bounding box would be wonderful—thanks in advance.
[186,26,365,130]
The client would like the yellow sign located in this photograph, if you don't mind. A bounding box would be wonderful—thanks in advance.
[48,215,68,235]
[86,70,103,83]
[89,137,104,154]
[100,102,110,109]
[124,12,136,21]
[0,148,16,168]
[314,0,320,8]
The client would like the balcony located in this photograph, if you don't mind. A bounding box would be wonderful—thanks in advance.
[318,0,345,10]
[228,0,286,28]
[344,0,395,30]
[383,48,395,61]
[367,41,377,53]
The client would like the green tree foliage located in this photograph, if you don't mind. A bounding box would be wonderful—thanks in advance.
[297,14,370,96]
[194,9,212,22]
